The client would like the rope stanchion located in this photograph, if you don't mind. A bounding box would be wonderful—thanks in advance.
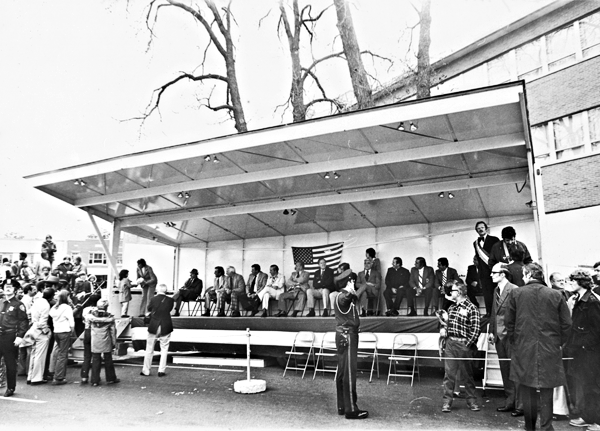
[233,328,267,394]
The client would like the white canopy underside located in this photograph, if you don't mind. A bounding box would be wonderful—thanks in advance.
[27,83,534,247]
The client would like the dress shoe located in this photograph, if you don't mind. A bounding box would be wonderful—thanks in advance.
[26,380,31,385]
[360,309,367,318]
[337,408,345,416]
[441,403,451,413]
[345,410,368,420]
[107,379,120,384]
[385,310,392,316]
[306,309,316,317]
[80,378,88,385]
[511,409,524,417]
[216,311,226,317]
[468,403,481,412]
[173,311,180,317]
[31,380,48,386]
[231,311,241,317]
[423,310,429,316]
[497,406,514,412]
[201,311,211,317]
[277,311,288,317]
[367,310,374,316]
[92,383,99,387]
[408,309,417,316]
[291,310,299,317]
[52,379,67,386]
[4,389,15,397]
[251,308,259,317]
[322,309,329,317]
[259,310,267,318]
[140,372,149,376]
[158,372,166,377]
[552,414,569,421]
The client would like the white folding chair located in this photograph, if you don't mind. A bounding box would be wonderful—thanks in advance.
[357,332,379,382]
[313,331,338,380]
[283,331,316,378]
[387,333,420,386]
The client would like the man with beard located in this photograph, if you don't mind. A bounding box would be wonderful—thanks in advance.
[472,221,500,317]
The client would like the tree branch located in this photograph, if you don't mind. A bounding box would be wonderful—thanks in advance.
[301,51,345,81]
[305,98,344,112]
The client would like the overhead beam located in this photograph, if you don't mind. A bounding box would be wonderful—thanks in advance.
[26,84,523,188]
[73,133,524,208]
[120,170,527,227]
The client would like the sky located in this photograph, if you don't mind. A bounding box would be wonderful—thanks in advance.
[0,0,554,242]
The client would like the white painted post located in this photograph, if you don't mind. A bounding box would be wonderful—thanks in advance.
[246,328,251,381]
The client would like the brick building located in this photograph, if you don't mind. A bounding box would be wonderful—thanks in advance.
[376,0,600,272]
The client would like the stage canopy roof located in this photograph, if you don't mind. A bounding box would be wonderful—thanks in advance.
[26,82,534,247]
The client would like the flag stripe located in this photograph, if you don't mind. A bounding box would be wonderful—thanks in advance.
[292,242,344,280]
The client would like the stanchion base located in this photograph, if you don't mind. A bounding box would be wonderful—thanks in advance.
[234,379,267,394]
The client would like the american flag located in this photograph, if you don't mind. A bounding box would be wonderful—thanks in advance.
[292,242,344,279]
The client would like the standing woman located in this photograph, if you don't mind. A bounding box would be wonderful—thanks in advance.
[136,259,157,317]
[48,289,74,385]
[119,269,136,318]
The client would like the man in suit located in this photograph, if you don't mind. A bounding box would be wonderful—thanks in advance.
[306,258,335,317]
[238,264,267,316]
[276,262,309,317]
[488,263,523,416]
[473,221,500,316]
[173,268,203,316]
[409,257,435,316]
[141,284,174,377]
[505,246,526,287]
[356,259,382,317]
[257,265,286,317]
[435,258,461,312]
[136,258,158,317]
[383,257,412,316]
[218,266,246,317]
[201,266,225,317]
[465,260,481,308]
[488,226,533,270]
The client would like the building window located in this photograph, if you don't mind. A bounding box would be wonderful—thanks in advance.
[516,40,543,80]
[546,25,576,72]
[487,53,513,84]
[117,253,123,265]
[88,252,107,265]
[531,125,550,161]
[580,12,600,59]
[589,107,600,152]
[553,113,585,160]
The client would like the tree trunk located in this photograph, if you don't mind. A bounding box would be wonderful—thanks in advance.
[415,0,432,99]
[281,0,307,122]
[333,0,372,110]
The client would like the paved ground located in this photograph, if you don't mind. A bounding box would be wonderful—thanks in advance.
[1,359,575,431]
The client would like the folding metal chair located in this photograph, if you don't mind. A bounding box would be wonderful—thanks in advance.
[357,332,379,382]
[387,333,420,386]
[313,331,338,380]
[283,331,316,378]
[190,296,205,316]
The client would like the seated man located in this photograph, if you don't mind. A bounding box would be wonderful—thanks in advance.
[276,262,308,317]
[201,266,225,317]
[409,257,435,316]
[239,264,267,316]
[306,258,334,317]
[435,258,461,312]
[257,265,286,317]
[383,257,412,316]
[226,266,248,317]
[356,259,382,317]
[173,269,203,317]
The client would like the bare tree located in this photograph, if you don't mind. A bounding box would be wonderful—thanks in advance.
[332,0,373,109]
[415,0,432,99]
[277,0,344,122]
[142,0,247,132]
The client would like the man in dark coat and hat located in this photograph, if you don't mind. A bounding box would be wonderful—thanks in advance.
[505,262,571,431]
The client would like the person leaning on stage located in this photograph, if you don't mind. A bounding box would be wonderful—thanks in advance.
[136,258,158,317]
[409,257,435,316]
[256,265,285,318]
[441,280,481,413]
[0,280,29,397]
[276,262,308,317]
[334,272,368,420]
[223,266,247,317]
[141,284,174,377]
[488,263,523,416]
[383,257,412,316]
[473,221,500,317]
[201,266,226,317]
[505,262,571,431]
[306,258,334,317]
[173,268,203,317]
[356,259,382,317]
[435,258,461,312]
[564,270,600,430]
[241,264,267,317]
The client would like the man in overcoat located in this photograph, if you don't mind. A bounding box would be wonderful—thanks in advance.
[505,262,571,431]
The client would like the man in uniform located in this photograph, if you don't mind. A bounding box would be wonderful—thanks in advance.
[0,280,29,397]
[441,280,481,413]
[334,272,368,420]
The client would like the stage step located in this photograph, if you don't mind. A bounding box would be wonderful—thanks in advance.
[173,356,267,368]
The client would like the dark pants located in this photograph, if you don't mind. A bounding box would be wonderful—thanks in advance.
[423,287,439,314]
[443,338,477,405]
[495,337,521,409]
[237,294,259,312]
[52,332,71,381]
[336,330,359,414]
[520,385,553,431]
[91,352,116,384]
[80,329,92,379]
[17,346,29,376]
[480,276,494,315]
[383,287,414,311]
[573,350,600,425]
[0,333,18,390]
